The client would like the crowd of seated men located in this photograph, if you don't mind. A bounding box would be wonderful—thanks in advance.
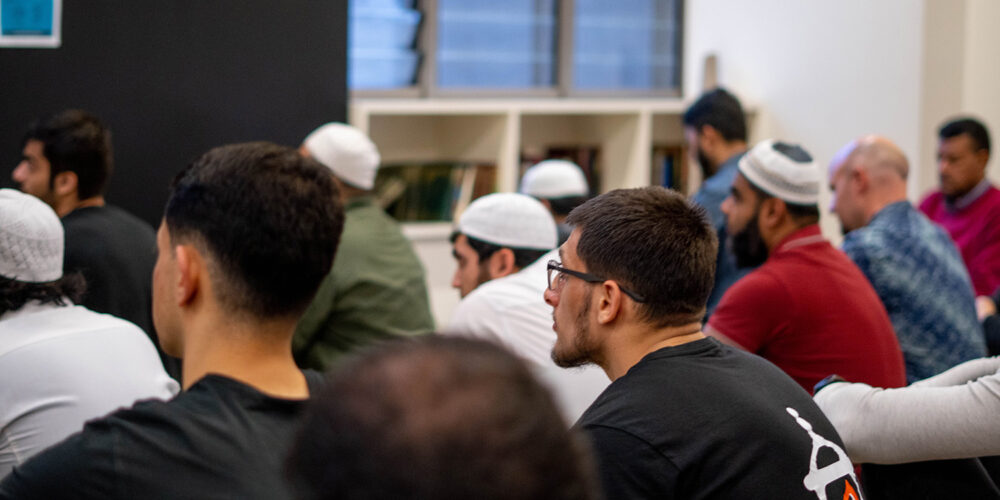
[0,97,998,499]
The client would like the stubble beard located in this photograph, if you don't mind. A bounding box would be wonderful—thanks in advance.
[551,290,595,368]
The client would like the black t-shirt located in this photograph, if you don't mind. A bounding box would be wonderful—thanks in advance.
[0,372,324,500]
[577,337,862,499]
[62,205,180,378]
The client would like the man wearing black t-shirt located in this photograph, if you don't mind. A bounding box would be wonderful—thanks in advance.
[13,110,178,378]
[0,142,345,500]
[544,187,862,499]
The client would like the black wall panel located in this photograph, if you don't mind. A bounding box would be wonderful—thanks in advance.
[0,1,348,225]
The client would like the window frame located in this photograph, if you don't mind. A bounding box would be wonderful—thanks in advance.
[349,0,685,98]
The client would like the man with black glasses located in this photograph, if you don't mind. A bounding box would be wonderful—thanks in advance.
[545,186,860,499]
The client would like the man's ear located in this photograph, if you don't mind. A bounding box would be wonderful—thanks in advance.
[758,197,786,230]
[595,281,623,325]
[52,171,78,197]
[487,248,518,280]
[174,245,201,306]
[850,166,870,194]
[976,149,990,170]
[699,124,721,144]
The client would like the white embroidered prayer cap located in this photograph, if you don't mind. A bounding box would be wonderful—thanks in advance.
[302,122,381,190]
[737,139,821,205]
[457,193,557,250]
[0,189,63,283]
[519,159,589,198]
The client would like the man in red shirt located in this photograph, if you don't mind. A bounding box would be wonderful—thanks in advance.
[919,117,1000,297]
[706,139,905,393]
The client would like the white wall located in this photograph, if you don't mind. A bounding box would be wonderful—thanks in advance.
[962,0,1000,180]
[684,0,926,239]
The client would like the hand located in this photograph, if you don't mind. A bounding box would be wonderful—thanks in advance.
[976,296,996,321]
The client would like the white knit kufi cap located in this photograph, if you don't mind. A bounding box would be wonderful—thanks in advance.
[458,193,557,250]
[519,159,589,198]
[737,139,821,205]
[302,122,381,190]
[0,189,63,283]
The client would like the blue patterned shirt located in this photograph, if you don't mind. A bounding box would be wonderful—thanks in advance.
[842,201,986,382]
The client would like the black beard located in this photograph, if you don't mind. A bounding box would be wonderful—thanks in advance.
[696,147,716,179]
[729,214,769,268]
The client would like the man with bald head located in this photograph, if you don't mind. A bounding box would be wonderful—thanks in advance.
[829,136,985,382]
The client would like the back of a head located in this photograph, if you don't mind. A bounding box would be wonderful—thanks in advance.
[852,136,910,183]
[519,160,590,216]
[0,188,83,314]
[302,123,381,190]
[682,87,748,142]
[164,142,344,319]
[565,186,717,327]
[285,336,599,500]
[939,117,991,154]
[22,110,113,199]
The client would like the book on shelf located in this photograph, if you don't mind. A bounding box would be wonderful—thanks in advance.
[374,162,497,222]
[651,144,688,194]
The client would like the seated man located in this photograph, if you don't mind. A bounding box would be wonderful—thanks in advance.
[0,189,177,478]
[683,88,754,315]
[547,186,861,498]
[12,110,177,377]
[285,336,600,500]
[815,357,1000,497]
[293,123,433,371]
[0,142,344,499]
[445,193,608,422]
[706,139,906,393]
[519,159,590,245]
[828,135,985,382]
[920,117,1000,296]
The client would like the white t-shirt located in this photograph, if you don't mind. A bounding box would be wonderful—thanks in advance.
[0,302,179,477]
[446,251,609,423]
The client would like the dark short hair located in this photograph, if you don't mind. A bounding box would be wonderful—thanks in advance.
[165,142,344,319]
[449,232,548,270]
[940,117,991,154]
[683,88,748,142]
[546,196,588,217]
[22,110,113,199]
[566,187,717,327]
[0,273,85,316]
[285,336,599,500]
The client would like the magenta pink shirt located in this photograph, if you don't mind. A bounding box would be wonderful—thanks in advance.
[920,185,1000,296]
[708,225,906,394]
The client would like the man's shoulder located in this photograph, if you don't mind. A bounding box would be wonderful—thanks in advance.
[62,205,155,244]
[336,205,421,268]
[721,264,786,300]
[918,190,944,213]
[580,340,807,431]
[450,273,542,327]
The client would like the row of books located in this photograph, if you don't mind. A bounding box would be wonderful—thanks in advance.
[374,145,689,222]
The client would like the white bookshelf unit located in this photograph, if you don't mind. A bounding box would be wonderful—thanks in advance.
[349,97,704,327]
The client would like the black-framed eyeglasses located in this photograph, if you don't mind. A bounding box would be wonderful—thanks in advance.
[546,260,647,303]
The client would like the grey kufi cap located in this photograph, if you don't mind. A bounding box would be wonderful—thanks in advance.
[0,189,64,283]
[737,139,820,205]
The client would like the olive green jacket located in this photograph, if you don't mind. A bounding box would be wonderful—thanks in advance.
[293,197,434,370]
